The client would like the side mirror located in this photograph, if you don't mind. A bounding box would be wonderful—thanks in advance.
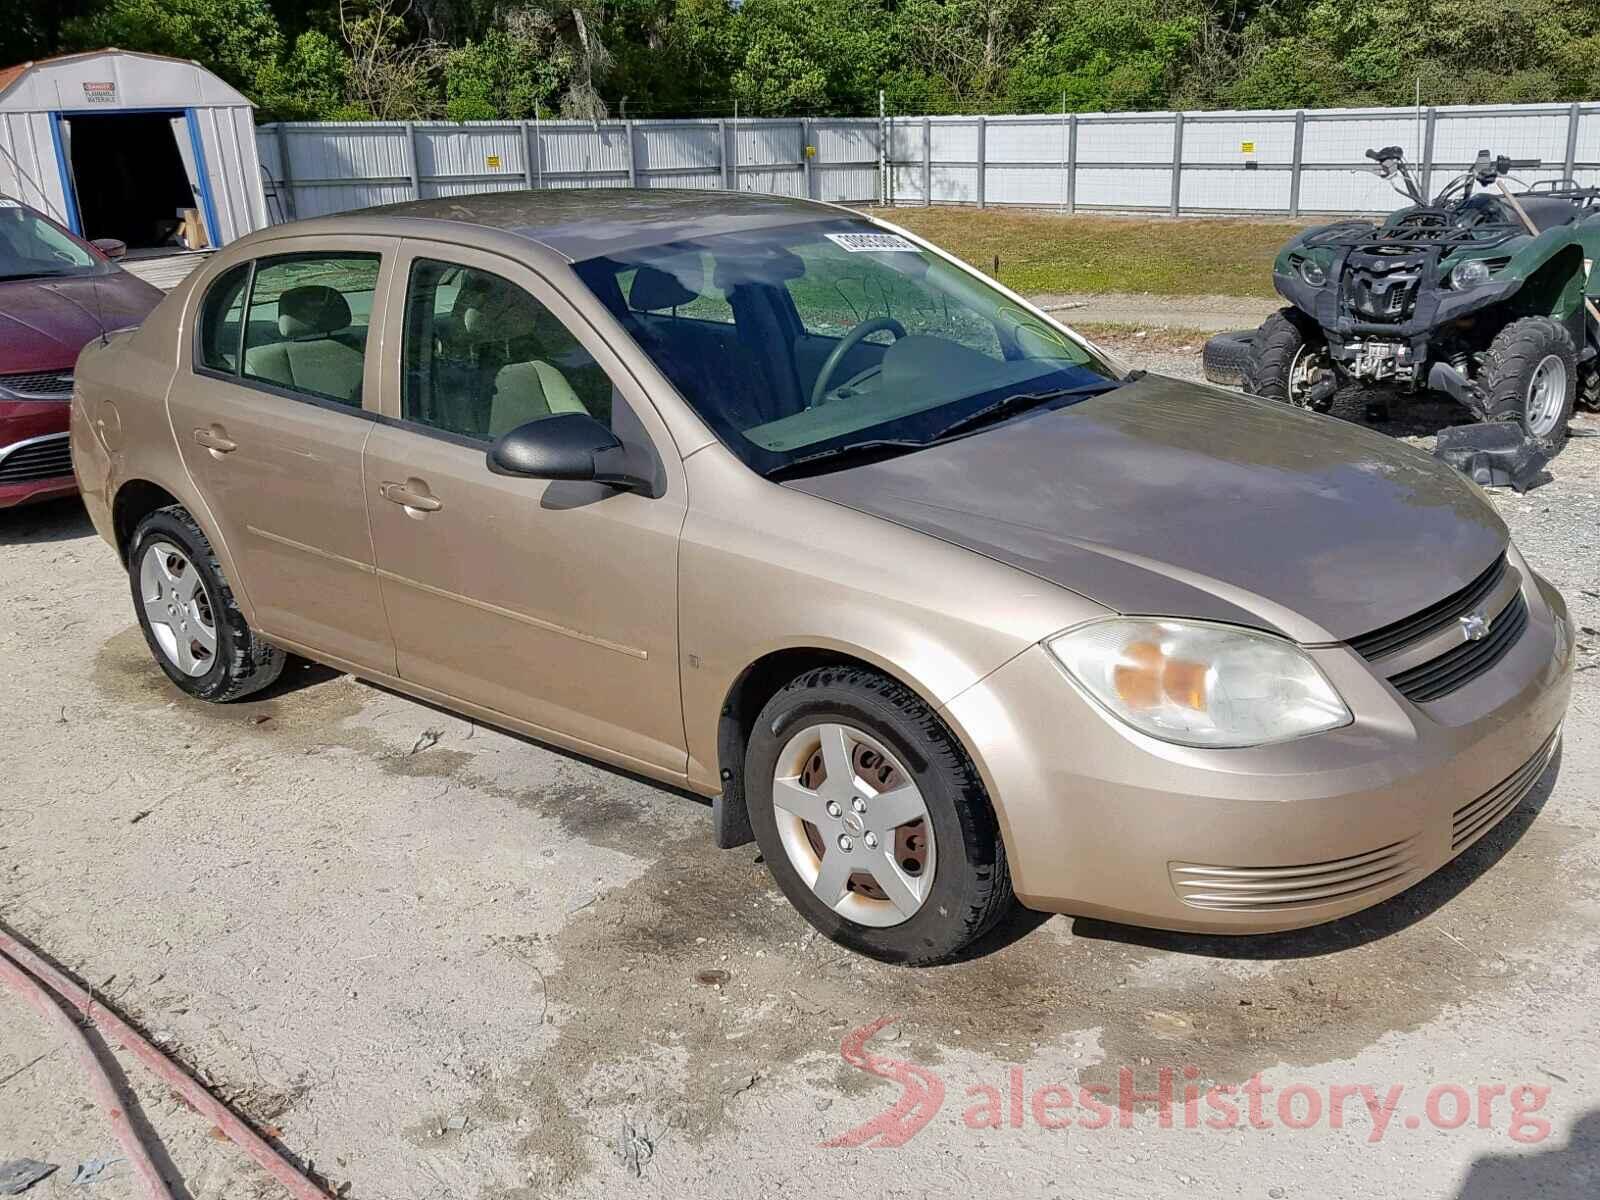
[487,412,649,491]
[91,237,127,261]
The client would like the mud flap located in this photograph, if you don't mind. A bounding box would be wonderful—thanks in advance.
[1433,423,1552,493]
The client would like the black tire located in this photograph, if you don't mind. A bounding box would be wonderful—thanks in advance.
[1202,330,1255,387]
[1478,316,1576,450]
[1246,307,1332,411]
[1577,360,1600,413]
[128,506,285,702]
[745,666,1014,965]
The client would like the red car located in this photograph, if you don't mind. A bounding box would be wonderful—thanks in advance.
[1,200,162,509]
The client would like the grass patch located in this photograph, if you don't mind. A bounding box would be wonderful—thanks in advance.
[872,208,1311,299]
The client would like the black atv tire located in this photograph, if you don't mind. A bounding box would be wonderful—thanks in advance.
[1579,361,1600,413]
[745,666,1014,965]
[1202,330,1255,387]
[1246,308,1333,411]
[1478,317,1576,450]
[128,506,287,702]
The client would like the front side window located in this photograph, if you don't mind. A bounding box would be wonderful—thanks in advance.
[401,258,615,442]
[240,252,380,406]
[0,203,102,281]
[572,218,1121,477]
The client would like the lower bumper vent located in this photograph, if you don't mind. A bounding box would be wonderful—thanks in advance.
[1451,729,1560,853]
[1170,838,1419,912]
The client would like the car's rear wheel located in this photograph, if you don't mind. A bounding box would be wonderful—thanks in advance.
[1246,308,1333,411]
[1480,316,1576,450]
[745,666,1013,964]
[128,506,285,702]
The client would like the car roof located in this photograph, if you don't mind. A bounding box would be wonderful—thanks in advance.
[277,189,859,263]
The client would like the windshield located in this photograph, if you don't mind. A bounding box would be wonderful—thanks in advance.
[0,202,103,282]
[572,218,1122,476]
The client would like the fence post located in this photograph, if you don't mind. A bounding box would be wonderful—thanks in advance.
[975,116,986,208]
[404,121,421,201]
[1420,107,1437,198]
[1067,114,1078,214]
[1169,111,1184,216]
[520,120,534,189]
[625,119,638,188]
[878,89,887,207]
[718,119,732,189]
[922,116,932,206]
[801,118,812,199]
[1565,102,1582,181]
[1289,110,1306,218]
[273,124,297,220]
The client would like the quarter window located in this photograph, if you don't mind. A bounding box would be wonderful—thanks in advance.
[196,263,250,373]
[401,258,616,441]
[239,252,380,407]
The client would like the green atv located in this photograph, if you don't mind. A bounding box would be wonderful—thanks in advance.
[1244,147,1600,450]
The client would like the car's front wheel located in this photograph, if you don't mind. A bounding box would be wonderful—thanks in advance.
[745,667,1014,964]
[128,506,285,702]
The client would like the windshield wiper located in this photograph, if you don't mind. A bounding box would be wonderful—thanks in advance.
[928,376,1135,442]
[765,438,930,481]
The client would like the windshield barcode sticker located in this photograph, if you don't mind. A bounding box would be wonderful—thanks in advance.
[826,232,921,253]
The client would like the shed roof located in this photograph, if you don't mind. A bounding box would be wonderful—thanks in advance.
[0,49,252,112]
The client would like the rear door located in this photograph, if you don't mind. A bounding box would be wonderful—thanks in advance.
[168,240,398,672]
[362,241,688,774]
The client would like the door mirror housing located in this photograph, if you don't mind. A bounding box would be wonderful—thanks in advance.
[91,237,127,261]
[488,412,650,492]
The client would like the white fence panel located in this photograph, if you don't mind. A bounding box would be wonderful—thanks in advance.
[257,100,1600,223]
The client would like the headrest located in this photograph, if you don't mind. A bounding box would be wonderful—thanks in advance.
[629,264,699,312]
[460,274,537,338]
[278,285,351,337]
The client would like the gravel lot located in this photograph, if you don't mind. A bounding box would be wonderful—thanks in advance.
[2,331,1598,1200]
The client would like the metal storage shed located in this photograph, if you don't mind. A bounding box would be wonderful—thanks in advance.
[0,49,267,252]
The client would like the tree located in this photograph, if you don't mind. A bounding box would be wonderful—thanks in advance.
[339,0,441,119]
[62,0,285,92]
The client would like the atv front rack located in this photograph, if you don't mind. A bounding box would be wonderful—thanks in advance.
[1303,210,1522,253]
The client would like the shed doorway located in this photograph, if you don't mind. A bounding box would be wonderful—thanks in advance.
[59,110,205,249]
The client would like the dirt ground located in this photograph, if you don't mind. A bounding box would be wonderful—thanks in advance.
[2,339,1598,1200]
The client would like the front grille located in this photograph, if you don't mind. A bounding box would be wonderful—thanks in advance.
[1451,729,1559,852]
[1389,593,1529,704]
[0,370,74,399]
[1170,837,1419,911]
[0,434,73,484]
[1346,269,1422,322]
[1349,553,1508,661]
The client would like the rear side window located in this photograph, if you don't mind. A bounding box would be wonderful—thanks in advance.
[196,263,250,372]
[239,252,381,407]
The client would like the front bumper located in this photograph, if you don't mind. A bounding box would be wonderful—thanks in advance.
[943,569,1573,933]
[0,402,76,509]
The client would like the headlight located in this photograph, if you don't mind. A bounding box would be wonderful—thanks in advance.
[1450,258,1492,289]
[1045,619,1352,748]
[1296,257,1327,287]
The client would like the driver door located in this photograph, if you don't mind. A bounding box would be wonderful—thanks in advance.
[364,242,689,774]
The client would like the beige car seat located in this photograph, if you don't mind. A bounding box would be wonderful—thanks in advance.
[244,285,364,402]
[456,273,589,437]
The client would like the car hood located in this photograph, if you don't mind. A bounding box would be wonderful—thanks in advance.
[786,375,1507,643]
[0,272,163,374]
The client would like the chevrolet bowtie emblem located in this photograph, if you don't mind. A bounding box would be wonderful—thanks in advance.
[1459,611,1491,642]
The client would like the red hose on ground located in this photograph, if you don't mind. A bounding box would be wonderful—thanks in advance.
[0,951,176,1200]
[0,926,330,1200]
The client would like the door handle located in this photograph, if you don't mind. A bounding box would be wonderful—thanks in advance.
[379,480,443,514]
[193,426,237,455]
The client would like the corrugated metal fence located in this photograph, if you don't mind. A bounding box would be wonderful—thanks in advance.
[257,101,1600,225]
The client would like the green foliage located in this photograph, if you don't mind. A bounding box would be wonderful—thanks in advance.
[443,29,568,120]
[28,0,1600,120]
[62,0,285,92]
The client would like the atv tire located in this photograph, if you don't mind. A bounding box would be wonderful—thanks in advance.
[1579,361,1600,413]
[1478,316,1576,450]
[1202,330,1255,387]
[1246,308,1333,411]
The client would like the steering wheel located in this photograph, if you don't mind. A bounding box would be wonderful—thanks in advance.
[810,316,906,408]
